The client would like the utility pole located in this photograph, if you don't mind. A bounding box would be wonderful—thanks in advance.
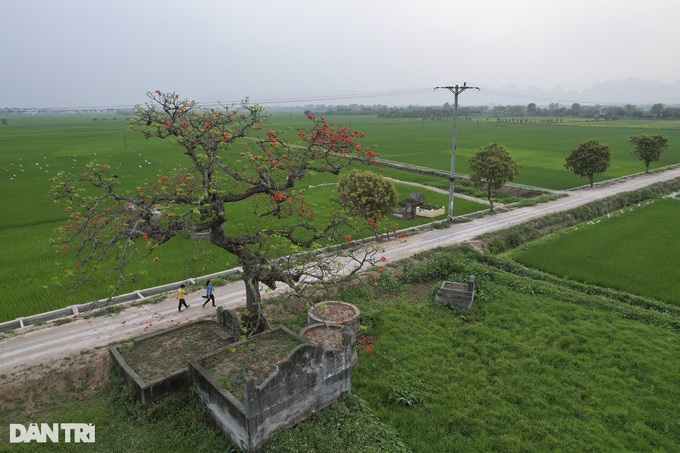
[435,83,479,221]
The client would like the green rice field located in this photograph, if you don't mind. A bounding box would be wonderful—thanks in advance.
[2,112,680,321]
[0,114,484,322]
[509,197,680,306]
[271,114,680,190]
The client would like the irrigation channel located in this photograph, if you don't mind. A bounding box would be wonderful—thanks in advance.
[1,167,680,376]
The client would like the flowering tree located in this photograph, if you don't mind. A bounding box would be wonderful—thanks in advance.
[50,91,383,334]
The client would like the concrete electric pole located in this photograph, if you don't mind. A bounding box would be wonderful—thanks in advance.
[435,83,479,221]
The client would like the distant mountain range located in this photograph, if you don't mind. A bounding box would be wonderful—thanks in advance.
[203,78,680,108]
[469,78,680,107]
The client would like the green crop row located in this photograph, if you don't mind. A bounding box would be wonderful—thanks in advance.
[509,197,680,306]
[288,114,680,190]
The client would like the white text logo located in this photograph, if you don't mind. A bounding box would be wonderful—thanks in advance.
[9,423,95,443]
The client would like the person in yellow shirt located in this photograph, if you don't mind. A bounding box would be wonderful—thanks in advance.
[177,284,189,311]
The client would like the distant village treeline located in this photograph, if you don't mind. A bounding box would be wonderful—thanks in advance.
[3,101,680,122]
[0,107,134,117]
[312,102,680,120]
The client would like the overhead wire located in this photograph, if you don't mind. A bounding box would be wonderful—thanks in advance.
[6,86,678,111]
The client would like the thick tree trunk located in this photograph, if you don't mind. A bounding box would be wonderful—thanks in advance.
[241,274,270,336]
[487,186,494,212]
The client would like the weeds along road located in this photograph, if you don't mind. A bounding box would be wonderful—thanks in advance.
[1,168,680,376]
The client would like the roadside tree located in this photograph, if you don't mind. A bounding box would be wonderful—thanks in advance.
[337,169,399,226]
[629,134,669,173]
[468,143,519,212]
[564,140,611,188]
[49,91,383,335]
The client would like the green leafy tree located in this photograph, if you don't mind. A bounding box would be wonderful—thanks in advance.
[49,91,382,335]
[527,103,537,116]
[650,103,665,118]
[629,134,669,173]
[564,140,611,188]
[468,143,519,212]
[337,169,399,225]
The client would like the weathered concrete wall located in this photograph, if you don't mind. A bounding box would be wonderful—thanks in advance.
[110,320,231,408]
[110,345,192,408]
[244,338,355,450]
[188,359,249,449]
[190,325,357,452]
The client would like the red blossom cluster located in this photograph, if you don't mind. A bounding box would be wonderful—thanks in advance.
[357,335,374,346]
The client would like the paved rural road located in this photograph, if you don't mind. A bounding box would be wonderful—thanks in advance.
[1,168,679,376]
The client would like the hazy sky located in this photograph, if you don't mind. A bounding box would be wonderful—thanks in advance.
[2,0,679,108]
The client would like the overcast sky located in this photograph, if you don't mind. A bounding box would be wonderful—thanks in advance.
[2,0,679,108]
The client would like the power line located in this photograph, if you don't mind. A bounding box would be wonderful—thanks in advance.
[239,88,435,105]
[5,85,678,111]
[4,88,438,111]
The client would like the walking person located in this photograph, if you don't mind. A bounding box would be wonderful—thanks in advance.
[177,284,189,311]
[202,279,216,308]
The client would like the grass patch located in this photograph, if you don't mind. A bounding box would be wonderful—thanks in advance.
[348,248,680,452]
[1,247,678,451]
[0,368,233,453]
[297,114,680,190]
[510,198,680,306]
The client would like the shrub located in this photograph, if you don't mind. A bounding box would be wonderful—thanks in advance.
[337,169,399,222]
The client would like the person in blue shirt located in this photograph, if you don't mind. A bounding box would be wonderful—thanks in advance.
[202,280,216,308]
